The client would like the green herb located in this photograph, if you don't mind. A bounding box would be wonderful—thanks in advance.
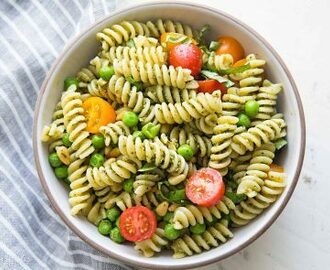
[157,182,190,205]
[219,64,251,75]
[275,138,288,150]
[196,24,210,44]
[126,75,143,91]
[200,70,235,87]
[138,163,157,172]
[209,41,220,51]
[225,192,247,204]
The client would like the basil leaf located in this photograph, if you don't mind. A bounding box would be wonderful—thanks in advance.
[138,163,157,172]
[225,192,247,204]
[197,24,210,44]
[219,64,251,75]
[201,70,235,87]
[275,138,288,150]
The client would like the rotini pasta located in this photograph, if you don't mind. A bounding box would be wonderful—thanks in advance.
[209,116,238,176]
[134,228,168,257]
[145,85,197,104]
[113,59,198,89]
[154,91,222,124]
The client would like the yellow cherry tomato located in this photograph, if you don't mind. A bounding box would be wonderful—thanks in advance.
[82,97,116,134]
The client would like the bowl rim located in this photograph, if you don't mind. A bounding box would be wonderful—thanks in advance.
[33,1,306,269]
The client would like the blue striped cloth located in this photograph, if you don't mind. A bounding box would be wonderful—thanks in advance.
[0,1,131,269]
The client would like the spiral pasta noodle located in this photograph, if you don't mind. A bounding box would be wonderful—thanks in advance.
[133,171,163,197]
[171,220,233,258]
[118,135,188,175]
[161,127,212,158]
[105,46,167,65]
[113,59,198,89]
[61,86,95,159]
[134,228,168,257]
[97,21,150,51]
[236,143,275,198]
[145,19,195,38]
[154,91,222,124]
[86,156,142,189]
[186,113,218,135]
[209,116,238,176]
[251,80,283,126]
[145,85,197,104]
[67,158,92,215]
[231,118,286,155]
[86,201,106,225]
[205,53,233,71]
[99,121,131,146]
[231,170,286,226]
[41,101,65,142]
[134,191,161,209]
[105,191,134,211]
[172,196,235,229]
[107,75,157,124]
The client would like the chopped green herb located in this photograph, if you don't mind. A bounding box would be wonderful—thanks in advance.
[275,138,288,150]
[201,70,235,87]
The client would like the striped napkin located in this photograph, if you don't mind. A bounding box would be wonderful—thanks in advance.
[0,0,132,269]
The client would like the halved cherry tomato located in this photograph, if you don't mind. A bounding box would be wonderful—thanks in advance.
[269,163,284,173]
[216,36,245,63]
[160,32,196,51]
[82,97,116,134]
[186,168,225,207]
[119,206,157,242]
[233,58,247,67]
[197,80,227,94]
[169,43,203,76]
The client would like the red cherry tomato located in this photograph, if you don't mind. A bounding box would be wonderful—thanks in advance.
[169,44,203,76]
[186,168,225,207]
[197,80,227,94]
[119,206,157,242]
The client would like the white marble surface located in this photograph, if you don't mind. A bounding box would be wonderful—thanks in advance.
[118,0,329,269]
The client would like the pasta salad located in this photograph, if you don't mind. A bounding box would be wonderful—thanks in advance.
[41,19,287,258]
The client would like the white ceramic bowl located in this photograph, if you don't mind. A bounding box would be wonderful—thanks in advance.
[33,1,306,269]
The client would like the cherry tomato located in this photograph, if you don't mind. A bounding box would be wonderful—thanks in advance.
[82,97,116,134]
[169,43,203,76]
[197,80,227,94]
[216,36,245,63]
[160,32,196,51]
[119,206,157,242]
[269,163,284,173]
[186,168,225,207]
[233,58,247,67]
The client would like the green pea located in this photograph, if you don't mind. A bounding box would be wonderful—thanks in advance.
[48,152,62,168]
[123,178,134,193]
[190,223,206,235]
[122,111,139,127]
[132,130,144,140]
[142,123,160,139]
[237,113,251,128]
[168,189,186,202]
[92,134,105,149]
[90,153,104,168]
[99,66,115,81]
[62,133,72,147]
[110,227,125,243]
[106,207,121,222]
[98,220,112,235]
[163,212,174,223]
[64,77,79,90]
[244,100,259,118]
[54,165,68,179]
[164,224,181,240]
[209,41,220,51]
[177,144,194,161]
